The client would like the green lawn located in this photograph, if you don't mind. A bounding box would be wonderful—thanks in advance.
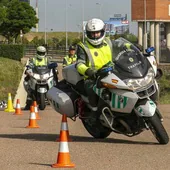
[0,57,24,101]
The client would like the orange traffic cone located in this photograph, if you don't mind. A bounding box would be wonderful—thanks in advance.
[14,99,22,115]
[56,114,72,142]
[32,101,41,120]
[52,130,75,168]
[26,106,39,128]
[4,93,15,112]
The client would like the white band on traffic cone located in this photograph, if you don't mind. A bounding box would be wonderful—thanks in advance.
[58,142,69,153]
[61,122,68,131]
[30,112,36,119]
[35,107,38,113]
[16,103,20,108]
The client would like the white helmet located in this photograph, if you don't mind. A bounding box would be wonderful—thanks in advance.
[36,46,46,60]
[85,18,106,46]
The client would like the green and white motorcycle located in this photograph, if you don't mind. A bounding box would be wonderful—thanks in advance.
[47,38,169,144]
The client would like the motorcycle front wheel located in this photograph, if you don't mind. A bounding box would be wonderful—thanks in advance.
[146,112,169,144]
[39,93,46,110]
[81,118,111,139]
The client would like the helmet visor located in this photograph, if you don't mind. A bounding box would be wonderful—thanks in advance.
[86,30,104,40]
[37,51,46,56]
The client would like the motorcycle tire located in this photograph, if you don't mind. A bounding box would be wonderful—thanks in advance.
[146,112,169,144]
[81,119,111,139]
[39,93,46,110]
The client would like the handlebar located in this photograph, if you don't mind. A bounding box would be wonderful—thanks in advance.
[48,62,58,69]
[96,66,113,77]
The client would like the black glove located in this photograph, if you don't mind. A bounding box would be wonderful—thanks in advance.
[85,68,96,79]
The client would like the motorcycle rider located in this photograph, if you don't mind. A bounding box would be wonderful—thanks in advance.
[75,18,114,119]
[75,18,144,119]
[63,45,77,67]
[24,46,51,110]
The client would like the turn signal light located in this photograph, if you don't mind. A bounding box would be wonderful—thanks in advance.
[102,83,117,89]
[111,79,118,84]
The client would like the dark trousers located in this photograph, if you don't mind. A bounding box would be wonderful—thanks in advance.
[84,79,98,107]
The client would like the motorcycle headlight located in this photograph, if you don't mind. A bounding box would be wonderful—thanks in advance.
[33,73,40,79]
[40,74,48,80]
[124,68,155,90]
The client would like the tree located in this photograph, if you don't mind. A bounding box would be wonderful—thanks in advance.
[0,0,38,43]
[0,0,8,25]
[0,6,6,25]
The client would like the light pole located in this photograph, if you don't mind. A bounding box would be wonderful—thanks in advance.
[82,0,85,42]
[144,0,147,52]
[35,0,38,32]
[77,24,81,39]
[20,30,23,44]
[44,0,47,45]
[65,0,68,52]
[65,2,72,52]
[96,2,102,19]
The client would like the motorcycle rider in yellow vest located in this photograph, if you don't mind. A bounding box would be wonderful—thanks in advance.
[76,18,114,119]
[63,45,77,67]
[28,46,49,68]
[24,46,50,110]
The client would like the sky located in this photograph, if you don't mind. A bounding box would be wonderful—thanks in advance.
[30,0,137,35]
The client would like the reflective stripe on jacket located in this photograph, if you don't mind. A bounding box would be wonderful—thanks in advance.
[77,38,112,76]
[63,55,77,67]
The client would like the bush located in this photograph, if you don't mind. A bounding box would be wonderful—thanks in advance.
[0,44,25,61]
[158,70,170,104]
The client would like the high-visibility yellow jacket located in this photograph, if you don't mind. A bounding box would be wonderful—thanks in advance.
[62,55,77,67]
[76,38,113,76]
[32,57,48,66]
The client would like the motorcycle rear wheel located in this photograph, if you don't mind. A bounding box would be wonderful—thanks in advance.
[146,112,169,144]
[82,118,111,139]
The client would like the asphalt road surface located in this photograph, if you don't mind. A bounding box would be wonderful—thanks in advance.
[0,104,170,170]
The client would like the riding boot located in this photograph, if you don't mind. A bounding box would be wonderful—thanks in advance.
[83,106,98,119]
[24,98,32,110]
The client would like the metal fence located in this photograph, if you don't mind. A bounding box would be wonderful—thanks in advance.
[24,45,67,63]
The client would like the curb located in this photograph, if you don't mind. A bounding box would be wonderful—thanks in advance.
[13,59,29,108]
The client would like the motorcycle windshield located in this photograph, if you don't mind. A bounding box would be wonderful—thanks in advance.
[112,38,148,78]
[33,66,51,75]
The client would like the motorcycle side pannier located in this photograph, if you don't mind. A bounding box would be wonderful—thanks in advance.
[47,86,78,118]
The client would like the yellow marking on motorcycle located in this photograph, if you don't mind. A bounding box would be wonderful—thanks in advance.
[111,79,118,84]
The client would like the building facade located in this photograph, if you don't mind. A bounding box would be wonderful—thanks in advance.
[132,0,170,21]
[132,0,170,63]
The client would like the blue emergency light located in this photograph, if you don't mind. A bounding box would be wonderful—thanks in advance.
[145,47,155,54]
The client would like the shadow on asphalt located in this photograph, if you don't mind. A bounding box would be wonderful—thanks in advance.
[0,133,158,145]
[29,163,52,167]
